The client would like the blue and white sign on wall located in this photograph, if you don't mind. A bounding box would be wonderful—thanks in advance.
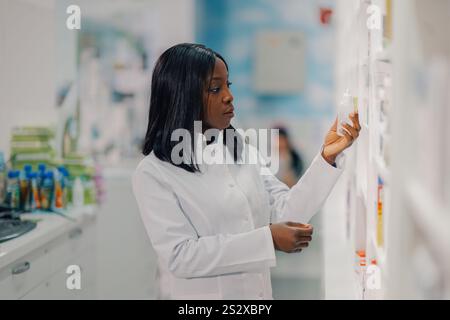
[254,31,305,94]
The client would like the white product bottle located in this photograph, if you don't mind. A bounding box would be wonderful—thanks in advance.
[337,89,355,136]
[73,177,84,209]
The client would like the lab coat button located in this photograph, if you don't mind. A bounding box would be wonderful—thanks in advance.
[229,183,234,188]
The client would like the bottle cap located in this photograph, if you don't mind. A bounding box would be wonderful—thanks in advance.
[24,164,32,172]
[8,170,20,178]
[58,166,69,177]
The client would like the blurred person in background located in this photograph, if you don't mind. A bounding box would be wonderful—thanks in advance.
[274,126,305,188]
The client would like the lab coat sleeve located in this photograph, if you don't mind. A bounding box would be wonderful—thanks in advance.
[262,150,345,224]
[132,163,276,279]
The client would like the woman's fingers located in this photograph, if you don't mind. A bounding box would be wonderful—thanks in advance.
[340,127,354,143]
[287,222,312,229]
[297,236,312,242]
[296,242,310,248]
[294,227,313,238]
[295,238,312,247]
[342,123,359,139]
[350,112,361,131]
[290,242,309,253]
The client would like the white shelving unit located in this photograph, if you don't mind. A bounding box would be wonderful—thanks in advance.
[327,0,450,299]
[386,0,450,299]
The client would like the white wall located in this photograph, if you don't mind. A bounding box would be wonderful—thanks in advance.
[55,0,78,91]
[0,0,57,159]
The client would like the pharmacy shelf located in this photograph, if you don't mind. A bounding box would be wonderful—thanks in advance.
[330,0,394,300]
[374,156,390,184]
[405,181,450,262]
[386,0,450,299]
[329,0,450,300]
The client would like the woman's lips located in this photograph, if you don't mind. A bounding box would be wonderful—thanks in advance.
[224,107,235,117]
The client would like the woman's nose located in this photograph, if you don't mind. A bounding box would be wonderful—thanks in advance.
[223,91,233,104]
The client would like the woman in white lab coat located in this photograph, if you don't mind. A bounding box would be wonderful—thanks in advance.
[132,43,360,300]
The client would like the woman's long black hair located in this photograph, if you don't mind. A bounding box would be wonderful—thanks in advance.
[142,43,242,173]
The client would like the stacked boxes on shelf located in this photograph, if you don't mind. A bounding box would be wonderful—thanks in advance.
[10,126,56,171]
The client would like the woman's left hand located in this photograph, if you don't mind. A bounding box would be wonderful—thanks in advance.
[322,113,361,165]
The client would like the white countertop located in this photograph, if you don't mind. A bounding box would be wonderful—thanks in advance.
[0,207,97,270]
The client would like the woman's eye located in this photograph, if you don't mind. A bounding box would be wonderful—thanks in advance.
[208,82,232,94]
[209,87,220,93]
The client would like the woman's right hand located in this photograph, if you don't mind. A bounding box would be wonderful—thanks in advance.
[269,222,313,253]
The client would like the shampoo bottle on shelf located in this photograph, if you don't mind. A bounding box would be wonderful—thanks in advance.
[52,169,64,210]
[29,172,41,211]
[40,171,54,211]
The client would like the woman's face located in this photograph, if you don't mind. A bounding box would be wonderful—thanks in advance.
[278,135,290,155]
[203,58,234,130]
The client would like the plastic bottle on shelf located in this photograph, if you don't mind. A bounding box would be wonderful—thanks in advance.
[37,163,46,189]
[338,89,357,136]
[24,164,32,175]
[28,172,41,211]
[20,165,31,211]
[6,170,21,210]
[40,171,54,211]
[57,166,69,209]
[83,178,96,206]
[52,169,64,210]
[73,177,84,209]
[365,259,380,300]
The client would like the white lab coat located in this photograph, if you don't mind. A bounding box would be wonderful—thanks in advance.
[132,135,344,300]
